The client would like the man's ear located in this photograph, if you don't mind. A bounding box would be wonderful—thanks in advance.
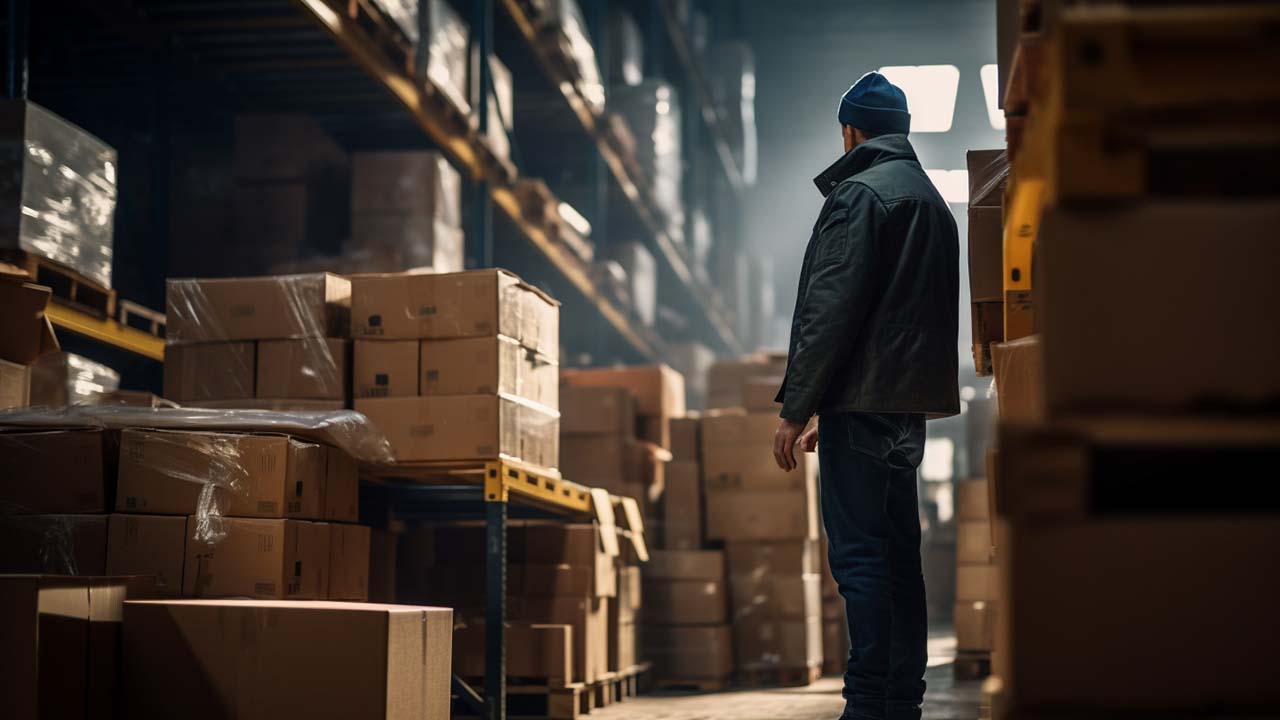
[842,124,855,151]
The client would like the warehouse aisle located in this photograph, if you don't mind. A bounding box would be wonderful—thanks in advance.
[596,634,982,720]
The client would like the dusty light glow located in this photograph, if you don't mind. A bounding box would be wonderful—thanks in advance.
[878,64,960,133]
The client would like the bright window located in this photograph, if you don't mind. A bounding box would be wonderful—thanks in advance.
[925,169,969,204]
[921,437,955,483]
[981,64,1006,130]
[878,64,960,133]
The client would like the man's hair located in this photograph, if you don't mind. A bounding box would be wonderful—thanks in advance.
[844,124,891,140]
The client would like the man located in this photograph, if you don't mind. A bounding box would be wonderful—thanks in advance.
[772,71,959,720]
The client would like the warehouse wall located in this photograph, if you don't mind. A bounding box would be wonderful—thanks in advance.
[740,0,1003,361]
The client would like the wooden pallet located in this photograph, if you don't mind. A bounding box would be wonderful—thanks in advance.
[2,249,116,317]
[954,650,993,682]
[117,299,166,339]
[740,664,823,689]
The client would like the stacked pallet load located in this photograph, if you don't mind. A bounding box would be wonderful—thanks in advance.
[642,550,734,690]
[987,3,1280,718]
[164,273,352,410]
[351,269,560,467]
[702,362,823,686]
[953,477,996,680]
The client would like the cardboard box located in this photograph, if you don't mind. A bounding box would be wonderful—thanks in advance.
[743,376,782,412]
[702,442,814,492]
[991,334,1044,423]
[0,427,109,513]
[515,561,616,599]
[558,434,633,492]
[516,523,614,597]
[4,575,150,720]
[971,300,1003,371]
[454,622,572,685]
[967,149,1007,208]
[325,446,360,522]
[956,563,997,602]
[350,269,559,358]
[256,338,348,400]
[707,355,786,410]
[356,394,559,466]
[662,461,702,550]
[957,520,994,565]
[610,618,636,671]
[645,550,724,580]
[351,150,462,226]
[956,478,990,521]
[955,600,995,652]
[729,573,822,621]
[0,514,108,574]
[618,565,642,622]
[0,357,32,408]
[509,596,607,684]
[353,339,419,398]
[726,539,818,577]
[163,341,255,402]
[643,578,727,624]
[1039,202,1280,415]
[700,409,778,447]
[107,513,187,596]
[116,429,327,519]
[706,486,818,542]
[422,335,558,409]
[166,273,351,343]
[644,625,734,679]
[0,279,58,365]
[559,385,635,436]
[669,415,699,461]
[183,517,330,599]
[123,598,453,720]
[1000,516,1280,710]
[328,522,371,601]
[350,212,464,274]
[735,615,823,671]
[560,365,685,446]
[968,205,1003,302]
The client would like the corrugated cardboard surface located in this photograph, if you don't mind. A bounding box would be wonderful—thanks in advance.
[668,416,700,461]
[742,376,782,412]
[0,280,58,365]
[353,339,420,398]
[706,484,819,542]
[509,596,607,684]
[324,446,360,522]
[328,523,371,601]
[255,338,349,400]
[560,364,685,419]
[558,434,632,491]
[422,335,558,409]
[123,599,452,720]
[956,520,994,565]
[968,206,1003,302]
[661,461,702,550]
[183,518,330,600]
[355,394,558,466]
[559,385,635,436]
[643,625,733,679]
[728,573,821,622]
[955,478,990,521]
[991,335,1045,423]
[166,273,350,342]
[706,356,786,410]
[734,615,823,670]
[726,539,818,577]
[163,341,255,402]
[643,578,727,624]
[644,550,724,580]
[956,563,997,602]
[0,357,31,409]
[106,513,187,596]
[0,428,108,513]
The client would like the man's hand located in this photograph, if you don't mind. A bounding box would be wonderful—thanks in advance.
[798,425,818,453]
[773,418,810,472]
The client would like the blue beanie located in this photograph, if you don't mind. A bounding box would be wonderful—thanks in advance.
[838,72,911,135]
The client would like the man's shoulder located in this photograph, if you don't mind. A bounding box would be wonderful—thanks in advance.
[847,158,938,207]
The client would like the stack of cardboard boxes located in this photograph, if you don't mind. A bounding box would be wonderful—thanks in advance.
[164,273,352,410]
[966,149,1009,376]
[662,416,703,551]
[351,269,560,467]
[641,550,734,688]
[954,478,996,664]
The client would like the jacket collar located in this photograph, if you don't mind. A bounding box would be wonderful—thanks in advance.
[813,134,917,197]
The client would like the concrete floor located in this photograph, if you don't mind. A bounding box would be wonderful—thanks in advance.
[595,634,983,720]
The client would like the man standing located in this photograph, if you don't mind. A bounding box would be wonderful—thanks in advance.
[772,72,960,720]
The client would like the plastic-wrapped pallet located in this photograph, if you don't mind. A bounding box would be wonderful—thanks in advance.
[0,100,116,288]
[29,352,120,406]
[540,0,605,112]
[371,0,470,114]
[611,81,684,239]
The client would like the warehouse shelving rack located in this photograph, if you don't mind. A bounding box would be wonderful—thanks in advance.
[362,457,647,720]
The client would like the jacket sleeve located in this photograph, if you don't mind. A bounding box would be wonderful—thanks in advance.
[779,183,883,422]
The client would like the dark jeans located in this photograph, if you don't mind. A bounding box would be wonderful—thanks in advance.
[818,411,928,720]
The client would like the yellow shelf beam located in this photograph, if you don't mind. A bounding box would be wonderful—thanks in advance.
[46,302,165,361]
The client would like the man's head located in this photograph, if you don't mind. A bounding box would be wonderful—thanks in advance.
[838,72,910,152]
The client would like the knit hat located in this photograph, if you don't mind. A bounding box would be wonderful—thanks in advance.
[838,72,911,135]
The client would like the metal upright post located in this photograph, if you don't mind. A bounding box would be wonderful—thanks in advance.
[470,0,495,268]
[7,0,30,99]
[483,464,508,720]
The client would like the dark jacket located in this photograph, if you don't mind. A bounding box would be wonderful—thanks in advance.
[776,134,960,421]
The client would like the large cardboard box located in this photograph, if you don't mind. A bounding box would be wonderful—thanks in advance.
[0,513,108,574]
[560,365,685,447]
[353,339,420,398]
[422,335,558,409]
[669,415,699,461]
[1039,202,1280,414]
[0,357,31,408]
[350,269,559,358]
[328,522,371,601]
[968,205,1003,302]
[351,150,462,226]
[515,562,617,599]
[644,625,733,679]
[0,279,58,365]
[123,599,453,720]
[166,273,351,343]
[356,394,559,466]
[727,540,819,577]
[559,385,635,436]
[957,520,994,565]
[707,355,786,410]
[183,517,330,600]
[955,478,990,521]
[3,575,151,720]
[0,427,110,513]
[991,334,1044,423]
[255,338,348,400]
[454,622,572,685]
[618,565,642,623]
[956,563,997,602]
[516,522,615,597]
[729,573,822,622]
[645,550,723,580]
[115,429,327,519]
[162,341,255,402]
[350,212,465,274]
[706,484,819,542]
[999,516,1280,711]
[701,411,816,491]
[742,376,782,412]
[643,578,727,624]
[558,434,636,492]
[509,596,607,684]
[325,446,360,522]
[967,149,1007,208]
[662,461,702,550]
[106,513,187,596]
[955,599,995,652]
[735,615,823,671]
